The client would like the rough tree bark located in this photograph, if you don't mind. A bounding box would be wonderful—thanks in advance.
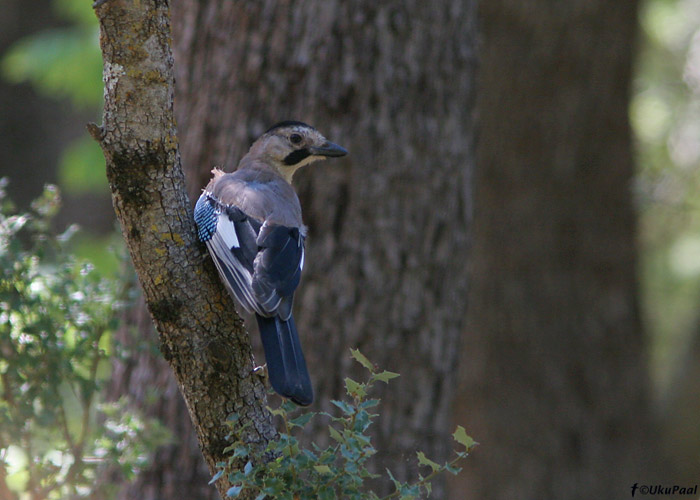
[172,1,476,496]
[452,1,655,499]
[90,1,275,498]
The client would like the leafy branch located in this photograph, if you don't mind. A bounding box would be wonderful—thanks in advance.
[215,349,477,499]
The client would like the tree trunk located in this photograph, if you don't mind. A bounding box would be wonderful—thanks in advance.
[660,329,700,485]
[91,1,276,498]
[452,1,655,499]
[173,0,476,496]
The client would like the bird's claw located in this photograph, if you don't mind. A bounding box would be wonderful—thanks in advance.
[253,364,267,378]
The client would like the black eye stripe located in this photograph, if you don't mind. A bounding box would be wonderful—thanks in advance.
[283,148,311,165]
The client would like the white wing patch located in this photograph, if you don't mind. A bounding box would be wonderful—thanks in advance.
[205,213,263,315]
[216,214,239,249]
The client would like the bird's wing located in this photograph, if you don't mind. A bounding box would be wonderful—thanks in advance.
[194,191,305,320]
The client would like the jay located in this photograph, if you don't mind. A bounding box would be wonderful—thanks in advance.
[194,121,347,406]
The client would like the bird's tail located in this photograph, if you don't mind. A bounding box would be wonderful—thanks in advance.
[256,314,313,406]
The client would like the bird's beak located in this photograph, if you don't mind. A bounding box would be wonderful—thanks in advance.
[309,141,348,158]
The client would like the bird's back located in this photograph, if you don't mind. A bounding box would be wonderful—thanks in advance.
[206,165,303,228]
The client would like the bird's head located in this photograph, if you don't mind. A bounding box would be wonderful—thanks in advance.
[247,121,347,182]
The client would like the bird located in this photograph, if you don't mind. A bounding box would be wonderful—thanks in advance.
[193,121,347,406]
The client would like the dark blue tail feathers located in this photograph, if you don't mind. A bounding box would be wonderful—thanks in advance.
[256,314,313,406]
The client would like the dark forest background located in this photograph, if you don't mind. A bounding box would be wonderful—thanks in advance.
[1,0,699,498]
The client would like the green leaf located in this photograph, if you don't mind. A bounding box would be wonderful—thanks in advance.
[445,463,463,475]
[416,451,441,472]
[329,425,344,443]
[288,412,314,428]
[209,470,224,484]
[244,461,253,476]
[350,348,375,371]
[318,488,336,500]
[344,377,367,398]
[353,409,373,433]
[314,465,333,474]
[281,400,297,413]
[452,426,476,450]
[399,483,421,498]
[340,444,359,461]
[386,468,402,490]
[227,485,243,498]
[373,370,400,384]
[330,399,355,416]
[359,399,380,410]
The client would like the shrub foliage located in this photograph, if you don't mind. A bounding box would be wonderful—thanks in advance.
[0,182,167,499]
[216,348,475,499]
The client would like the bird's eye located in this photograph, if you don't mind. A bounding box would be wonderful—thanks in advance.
[290,133,303,145]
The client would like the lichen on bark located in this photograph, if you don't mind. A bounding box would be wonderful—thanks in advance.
[90,1,275,497]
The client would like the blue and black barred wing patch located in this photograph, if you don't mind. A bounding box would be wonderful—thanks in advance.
[193,193,218,242]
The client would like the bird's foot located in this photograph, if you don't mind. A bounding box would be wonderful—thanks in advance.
[253,363,267,378]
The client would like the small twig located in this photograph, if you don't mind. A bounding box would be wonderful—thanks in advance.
[86,123,104,143]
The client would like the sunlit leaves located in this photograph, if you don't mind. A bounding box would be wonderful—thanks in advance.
[0,185,168,498]
[452,425,477,451]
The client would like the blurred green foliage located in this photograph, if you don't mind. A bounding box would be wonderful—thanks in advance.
[1,0,104,196]
[0,182,169,499]
[217,349,474,500]
[58,135,110,196]
[633,0,700,391]
[1,0,102,109]
[1,27,102,110]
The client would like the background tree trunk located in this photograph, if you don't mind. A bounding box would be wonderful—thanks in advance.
[100,1,476,498]
[659,327,700,485]
[451,1,657,498]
